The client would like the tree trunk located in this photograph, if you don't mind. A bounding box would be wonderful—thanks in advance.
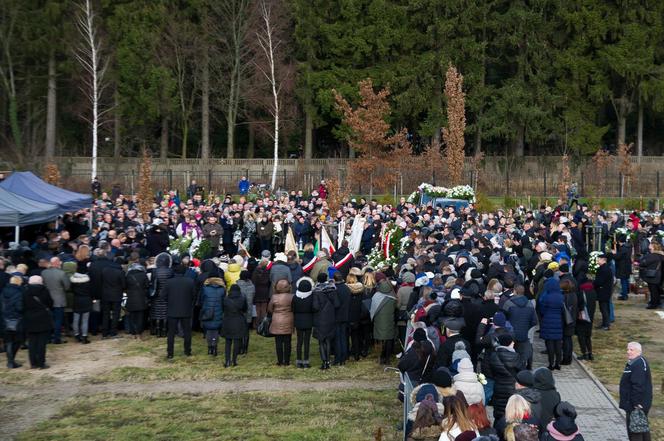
[45,51,57,159]
[304,106,313,159]
[637,94,643,160]
[201,49,210,160]
[8,94,22,153]
[247,122,255,158]
[617,113,626,147]
[513,125,525,156]
[226,112,235,159]
[113,91,121,157]
[474,124,482,155]
[181,121,188,158]
[160,117,169,158]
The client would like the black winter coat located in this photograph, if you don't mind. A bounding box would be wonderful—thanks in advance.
[613,244,633,279]
[593,263,613,302]
[488,346,525,418]
[576,281,597,332]
[125,265,149,312]
[163,274,196,318]
[334,282,351,323]
[292,293,314,329]
[146,228,170,256]
[639,251,664,285]
[88,256,112,300]
[312,282,339,340]
[437,334,471,369]
[563,290,578,337]
[23,284,53,333]
[619,356,653,414]
[101,262,126,302]
[534,367,562,429]
[347,283,368,325]
[70,273,92,313]
[252,265,271,303]
[151,253,174,320]
[222,286,247,339]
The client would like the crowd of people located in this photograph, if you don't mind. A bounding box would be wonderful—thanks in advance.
[0,178,658,441]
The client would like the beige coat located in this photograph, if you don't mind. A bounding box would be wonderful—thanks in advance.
[268,292,294,335]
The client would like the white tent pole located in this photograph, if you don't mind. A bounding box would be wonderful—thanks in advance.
[14,225,19,244]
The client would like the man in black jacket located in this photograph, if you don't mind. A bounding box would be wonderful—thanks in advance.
[332,271,351,365]
[164,265,197,358]
[620,342,653,441]
[101,257,126,338]
[612,237,633,301]
[593,253,613,330]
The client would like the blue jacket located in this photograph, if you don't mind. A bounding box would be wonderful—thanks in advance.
[538,278,564,340]
[238,179,250,194]
[2,283,24,325]
[199,278,225,331]
[504,295,537,342]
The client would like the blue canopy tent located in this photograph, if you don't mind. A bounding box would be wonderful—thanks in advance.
[0,171,92,211]
[0,186,61,243]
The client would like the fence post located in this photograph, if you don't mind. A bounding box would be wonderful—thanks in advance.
[619,172,623,198]
[168,169,173,190]
[543,171,547,198]
[283,168,287,189]
[208,169,212,194]
[657,171,660,198]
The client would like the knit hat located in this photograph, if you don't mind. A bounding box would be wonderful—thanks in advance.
[415,272,429,287]
[547,261,560,271]
[470,268,482,279]
[28,275,43,285]
[450,288,461,300]
[402,271,416,284]
[455,431,478,441]
[516,370,535,388]
[261,250,271,259]
[377,279,393,294]
[457,357,474,374]
[431,368,453,388]
[540,252,553,261]
[413,328,427,342]
[493,311,507,327]
[274,252,288,263]
[451,341,470,363]
[375,272,387,283]
[296,277,313,295]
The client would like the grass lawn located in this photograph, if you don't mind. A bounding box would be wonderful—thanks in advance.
[94,330,395,384]
[17,389,402,441]
[579,299,664,439]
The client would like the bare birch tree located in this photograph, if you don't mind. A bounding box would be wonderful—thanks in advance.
[75,0,109,180]
[255,0,284,190]
[210,0,252,159]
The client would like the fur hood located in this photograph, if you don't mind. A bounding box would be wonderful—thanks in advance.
[70,272,90,284]
[348,281,364,295]
[204,277,225,287]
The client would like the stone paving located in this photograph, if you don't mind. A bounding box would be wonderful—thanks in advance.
[532,337,628,441]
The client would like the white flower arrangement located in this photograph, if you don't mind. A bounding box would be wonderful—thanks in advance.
[477,373,487,385]
[406,191,419,203]
[416,182,475,202]
[615,227,630,236]
[588,251,603,275]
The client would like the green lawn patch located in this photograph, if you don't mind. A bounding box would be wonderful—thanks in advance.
[94,331,395,384]
[17,389,402,441]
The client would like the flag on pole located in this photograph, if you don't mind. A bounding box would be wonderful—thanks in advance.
[315,225,336,256]
[285,224,298,254]
[348,215,365,255]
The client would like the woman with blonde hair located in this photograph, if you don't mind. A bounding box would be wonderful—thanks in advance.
[347,267,371,360]
[362,269,377,294]
[438,394,479,440]
[502,394,539,441]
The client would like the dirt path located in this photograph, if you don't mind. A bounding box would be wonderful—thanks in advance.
[0,336,393,441]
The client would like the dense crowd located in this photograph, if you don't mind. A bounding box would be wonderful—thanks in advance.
[0,179,657,441]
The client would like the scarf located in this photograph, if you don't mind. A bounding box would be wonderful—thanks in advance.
[369,291,395,320]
